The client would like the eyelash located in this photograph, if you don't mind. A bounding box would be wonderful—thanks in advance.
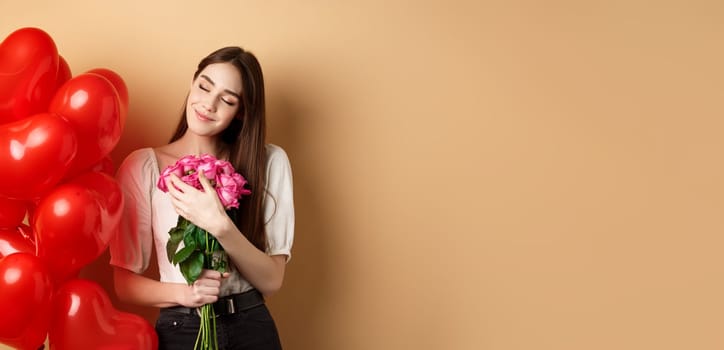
[199,84,235,106]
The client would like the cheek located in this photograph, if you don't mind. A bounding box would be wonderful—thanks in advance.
[187,90,203,104]
[185,102,195,121]
[220,105,239,121]
[210,106,236,130]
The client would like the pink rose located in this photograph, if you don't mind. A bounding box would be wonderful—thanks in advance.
[216,189,238,208]
[157,155,201,191]
[177,155,201,173]
[216,174,237,208]
[232,173,251,196]
[199,154,217,164]
[182,172,201,190]
[157,154,251,209]
[197,157,220,181]
[215,173,251,209]
[157,164,181,191]
[217,160,235,176]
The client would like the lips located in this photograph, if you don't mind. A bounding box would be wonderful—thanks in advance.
[195,110,213,122]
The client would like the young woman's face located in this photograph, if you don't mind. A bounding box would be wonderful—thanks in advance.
[185,62,243,137]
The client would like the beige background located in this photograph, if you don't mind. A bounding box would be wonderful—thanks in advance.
[2,0,724,349]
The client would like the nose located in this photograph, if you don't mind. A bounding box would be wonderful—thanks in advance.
[200,96,217,112]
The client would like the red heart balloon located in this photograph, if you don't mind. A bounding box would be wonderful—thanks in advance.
[49,279,158,350]
[25,200,39,227]
[86,68,128,127]
[67,171,124,245]
[55,55,72,90]
[33,183,105,283]
[0,253,53,350]
[50,73,122,178]
[87,155,115,175]
[0,197,28,228]
[65,155,115,180]
[0,224,35,258]
[0,112,78,199]
[0,27,59,124]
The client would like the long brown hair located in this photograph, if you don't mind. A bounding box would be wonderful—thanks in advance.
[169,46,267,251]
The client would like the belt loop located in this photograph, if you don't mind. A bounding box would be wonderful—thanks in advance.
[227,297,235,314]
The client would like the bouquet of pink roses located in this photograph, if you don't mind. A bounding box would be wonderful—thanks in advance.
[158,154,249,209]
[157,154,251,350]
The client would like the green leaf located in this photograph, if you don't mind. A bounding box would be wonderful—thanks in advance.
[166,227,185,263]
[194,226,207,251]
[169,226,185,243]
[176,215,184,227]
[183,225,197,245]
[179,251,204,284]
[172,243,197,265]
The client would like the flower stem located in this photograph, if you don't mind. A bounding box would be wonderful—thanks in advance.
[194,318,202,349]
[191,231,220,350]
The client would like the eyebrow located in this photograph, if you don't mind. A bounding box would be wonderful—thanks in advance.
[200,74,242,99]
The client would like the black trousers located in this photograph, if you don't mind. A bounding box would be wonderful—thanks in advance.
[156,303,282,350]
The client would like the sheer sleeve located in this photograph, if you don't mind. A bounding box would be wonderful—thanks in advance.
[109,148,156,274]
[264,144,295,262]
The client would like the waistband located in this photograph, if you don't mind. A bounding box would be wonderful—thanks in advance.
[162,289,265,317]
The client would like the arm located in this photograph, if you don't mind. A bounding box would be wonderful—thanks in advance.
[213,217,287,296]
[113,266,228,308]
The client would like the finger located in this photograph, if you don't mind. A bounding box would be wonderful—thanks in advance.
[166,176,187,197]
[200,273,229,283]
[198,172,214,192]
[165,177,178,194]
[197,277,221,288]
[171,174,204,196]
[169,174,194,192]
[167,176,201,206]
[194,278,220,289]
[200,269,222,280]
[168,188,186,206]
[167,194,187,213]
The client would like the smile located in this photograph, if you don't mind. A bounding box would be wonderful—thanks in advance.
[195,110,214,122]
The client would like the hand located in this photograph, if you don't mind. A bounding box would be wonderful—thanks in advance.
[179,269,230,308]
[166,173,228,235]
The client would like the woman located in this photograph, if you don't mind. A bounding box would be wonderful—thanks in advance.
[109,46,294,349]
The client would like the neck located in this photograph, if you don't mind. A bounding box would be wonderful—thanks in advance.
[176,133,224,158]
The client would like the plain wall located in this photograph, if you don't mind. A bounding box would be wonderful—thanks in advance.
[2,1,724,349]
